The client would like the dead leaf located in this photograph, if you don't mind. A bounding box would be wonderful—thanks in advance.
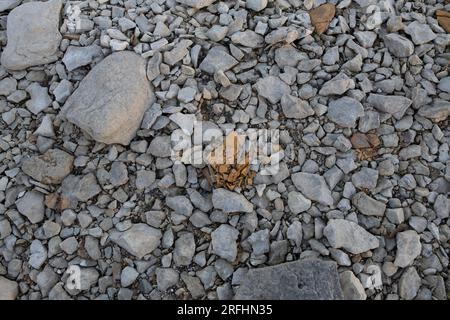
[351,133,381,161]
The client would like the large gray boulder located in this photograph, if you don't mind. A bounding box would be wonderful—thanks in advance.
[234,259,343,300]
[1,0,62,70]
[62,51,154,145]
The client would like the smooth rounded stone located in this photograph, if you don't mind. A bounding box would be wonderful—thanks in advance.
[148,135,172,158]
[110,223,162,259]
[175,0,216,9]
[0,276,19,300]
[394,230,422,268]
[367,94,412,120]
[21,149,74,184]
[246,0,267,12]
[383,33,414,58]
[62,51,154,145]
[339,271,367,300]
[173,233,196,266]
[15,190,45,224]
[280,94,314,119]
[351,168,379,190]
[352,192,386,217]
[1,0,62,70]
[254,76,291,104]
[234,260,343,299]
[29,240,47,269]
[120,266,139,287]
[231,30,264,48]
[62,45,104,72]
[404,21,436,45]
[398,267,421,300]
[327,97,364,128]
[212,188,253,213]
[324,219,380,254]
[199,46,238,74]
[211,224,239,262]
[291,172,334,206]
[287,191,312,214]
[155,268,179,291]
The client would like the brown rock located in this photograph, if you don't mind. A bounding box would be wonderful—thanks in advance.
[309,3,336,34]
[437,10,450,33]
[22,149,74,184]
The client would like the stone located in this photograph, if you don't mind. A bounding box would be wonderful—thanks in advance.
[156,268,179,291]
[404,21,436,45]
[231,31,264,48]
[394,230,422,268]
[175,0,215,9]
[0,276,18,300]
[147,52,162,81]
[352,192,386,217]
[287,191,312,214]
[199,47,238,74]
[437,10,450,33]
[29,240,47,269]
[1,0,62,70]
[0,0,20,12]
[291,172,334,206]
[339,271,367,300]
[121,266,139,287]
[206,25,228,42]
[173,233,196,266]
[367,94,412,120]
[110,223,162,259]
[62,45,103,71]
[309,3,336,35]
[59,237,78,255]
[0,77,17,96]
[418,100,450,122]
[148,135,172,157]
[398,267,421,300]
[135,170,156,189]
[109,162,128,186]
[163,39,192,66]
[61,174,101,204]
[351,168,378,190]
[280,94,314,119]
[246,0,267,12]
[319,76,355,96]
[53,80,73,103]
[177,87,197,103]
[16,191,45,224]
[22,149,74,184]
[327,97,364,128]
[211,224,239,262]
[234,259,343,299]
[383,34,414,58]
[166,196,193,216]
[62,51,153,145]
[212,188,253,213]
[438,77,450,94]
[248,229,270,256]
[254,76,291,104]
[324,219,380,254]
[25,83,52,115]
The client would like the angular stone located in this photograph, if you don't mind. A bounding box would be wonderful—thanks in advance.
[367,94,412,120]
[16,191,45,224]
[291,172,334,206]
[110,223,162,259]
[211,224,239,262]
[22,149,74,184]
[246,0,267,12]
[418,100,450,122]
[255,76,291,104]
[383,33,414,58]
[327,97,364,127]
[1,0,62,70]
[352,192,386,217]
[319,76,355,96]
[147,52,162,81]
[231,30,264,48]
[212,188,253,213]
[287,191,312,214]
[173,233,196,266]
[61,173,101,204]
[62,51,154,145]
[281,94,314,119]
[234,259,343,299]
[351,168,378,190]
[398,267,421,300]
[339,271,367,300]
[175,0,215,9]
[62,45,103,72]
[404,21,436,45]
[394,230,422,268]
[199,47,238,74]
[156,268,179,291]
[324,219,380,254]
[25,83,52,115]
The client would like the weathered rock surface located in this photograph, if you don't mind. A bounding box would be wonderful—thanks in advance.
[22,149,74,184]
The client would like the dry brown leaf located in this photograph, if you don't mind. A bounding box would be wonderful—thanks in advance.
[351,133,381,161]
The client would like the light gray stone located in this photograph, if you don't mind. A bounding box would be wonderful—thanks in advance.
[367,94,412,120]
[211,224,239,262]
[62,45,103,71]
[254,76,290,104]
[339,270,367,300]
[291,172,334,206]
[383,33,414,58]
[0,276,19,300]
[212,188,253,213]
[352,192,386,217]
[16,191,45,224]
[281,94,314,119]
[394,230,422,268]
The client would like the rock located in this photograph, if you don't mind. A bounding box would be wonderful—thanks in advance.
[309,3,336,35]
[25,83,52,115]
[0,77,17,96]
[383,34,414,58]
[246,0,267,12]
[291,172,334,206]
[163,39,192,66]
[135,170,156,189]
[248,229,270,256]
[418,100,450,122]
[339,271,367,300]
[1,0,62,70]
[166,196,193,216]
[394,230,422,268]
[177,87,197,103]
[0,0,21,12]
[181,273,205,299]
[156,268,179,291]
[231,31,264,48]
[367,94,412,120]
[59,237,78,255]
[212,188,253,213]
[254,76,291,104]
[110,223,162,259]
[351,168,379,190]
[175,0,215,9]
[62,51,153,145]
[147,52,162,81]
[324,219,380,254]
[211,224,239,262]
[319,76,355,96]
[22,149,74,184]
[0,276,19,300]
[287,191,312,214]
[199,47,238,74]
[398,267,421,300]
[148,135,172,157]
[206,25,228,42]
[438,77,450,94]
[109,162,128,186]
[399,145,421,160]
[53,80,73,103]
[404,21,436,45]
[280,94,314,119]
[352,192,386,217]
[62,45,103,71]
[29,240,47,269]
[34,116,55,138]
[16,190,45,224]
[61,173,101,204]
[437,10,450,33]
[327,97,364,127]
[234,259,343,299]
[121,266,139,287]
[173,233,196,266]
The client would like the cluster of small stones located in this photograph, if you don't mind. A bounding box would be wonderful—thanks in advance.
[0,0,449,300]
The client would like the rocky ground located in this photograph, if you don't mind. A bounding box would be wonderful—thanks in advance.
[0,0,449,300]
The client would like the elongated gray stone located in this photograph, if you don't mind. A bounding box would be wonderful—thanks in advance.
[291,172,334,206]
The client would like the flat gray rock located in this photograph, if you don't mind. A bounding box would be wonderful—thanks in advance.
[383,33,414,58]
[62,51,154,145]
[234,259,343,300]
[62,45,104,71]
[21,149,74,184]
[254,76,290,104]
[291,172,334,206]
[212,188,253,213]
[0,276,19,300]
[367,94,412,120]
[327,97,364,127]
[199,46,238,74]
[1,0,62,70]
